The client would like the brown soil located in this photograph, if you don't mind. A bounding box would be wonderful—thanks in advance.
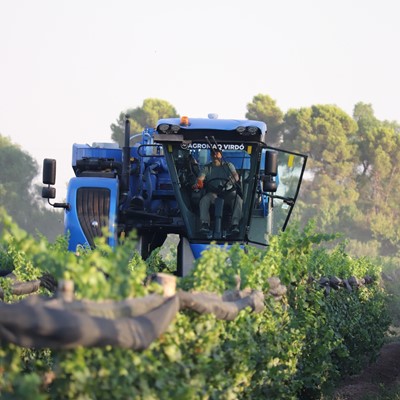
[333,341,400,399]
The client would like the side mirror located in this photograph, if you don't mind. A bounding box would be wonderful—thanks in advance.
[43,158,56,185]
[42,159,56,199]
[262,151,278,192]
[264,150,277,176]
[42,186,56,199]
[41,158,70,210]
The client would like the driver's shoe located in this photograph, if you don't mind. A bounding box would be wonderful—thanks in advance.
[231,225,239,234]
[200,223,210,233]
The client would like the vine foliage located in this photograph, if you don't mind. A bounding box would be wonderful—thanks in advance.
[0,210,390,399]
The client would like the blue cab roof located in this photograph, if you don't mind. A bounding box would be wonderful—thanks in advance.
[156,117,267,133]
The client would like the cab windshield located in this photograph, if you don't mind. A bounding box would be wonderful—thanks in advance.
[165,144,259,242]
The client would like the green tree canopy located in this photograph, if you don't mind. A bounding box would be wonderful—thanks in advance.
[0,135,63,240]
[353,102,381,176]
[283,105,359,233]
[0,135,37,189]
[352,106,400,251]
[245,94,284,146]
[0,135,38,226]
[110,98,179,146]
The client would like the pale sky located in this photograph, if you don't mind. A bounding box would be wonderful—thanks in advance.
[1,0,399,199]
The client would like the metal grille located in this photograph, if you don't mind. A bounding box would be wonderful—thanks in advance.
[76,188,111,247]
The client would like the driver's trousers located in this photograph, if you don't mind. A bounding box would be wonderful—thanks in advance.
[199,191,243,225]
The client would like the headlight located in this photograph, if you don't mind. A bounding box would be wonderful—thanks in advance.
[171,125,181,133]
[158,124,170,133]
[247,126,258,135]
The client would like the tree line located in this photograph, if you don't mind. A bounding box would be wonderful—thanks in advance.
[2,95,399,257]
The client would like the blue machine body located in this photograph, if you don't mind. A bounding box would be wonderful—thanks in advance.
[65,177,120,251]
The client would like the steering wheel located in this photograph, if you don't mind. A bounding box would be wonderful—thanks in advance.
[205,177,234,194]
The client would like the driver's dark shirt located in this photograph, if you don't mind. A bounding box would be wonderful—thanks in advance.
[201,162,237,191]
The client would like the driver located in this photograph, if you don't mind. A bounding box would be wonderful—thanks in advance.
[193,150,242,233]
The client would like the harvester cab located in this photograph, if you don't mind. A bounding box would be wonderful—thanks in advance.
[153,116,307,274]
